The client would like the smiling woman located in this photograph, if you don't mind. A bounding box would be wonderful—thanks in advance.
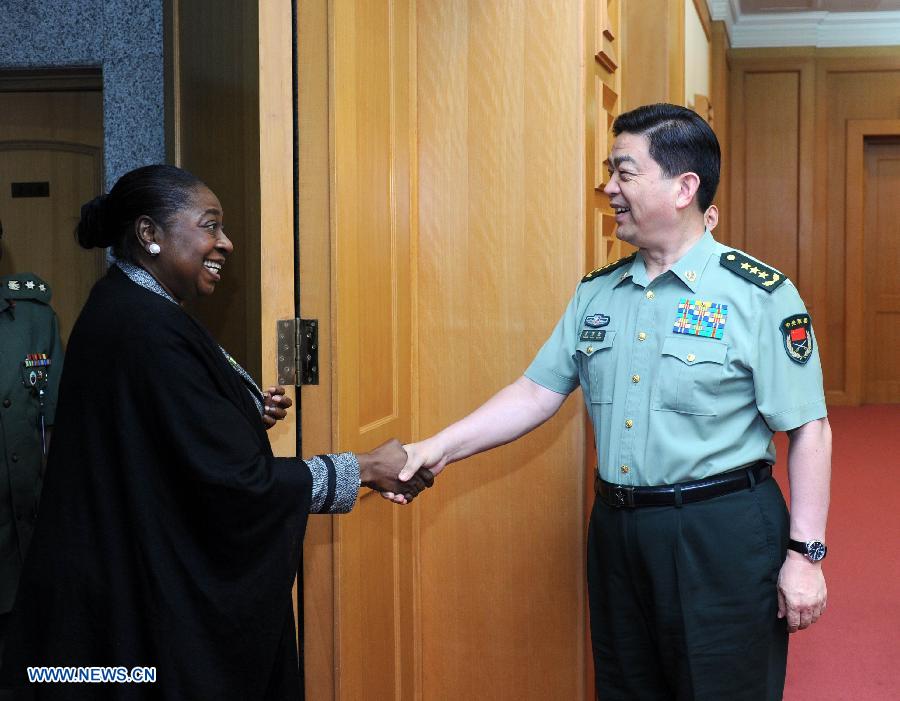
[0,165,434,700]
[134,185,232,302]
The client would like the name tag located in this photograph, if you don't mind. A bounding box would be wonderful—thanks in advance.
[580,329,606,342]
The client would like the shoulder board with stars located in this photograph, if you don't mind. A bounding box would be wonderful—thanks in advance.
[1,273,52,303]
[581,252,637,283]
[719,251,787,293]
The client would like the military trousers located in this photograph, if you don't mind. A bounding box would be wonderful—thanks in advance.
[587,476,790,701]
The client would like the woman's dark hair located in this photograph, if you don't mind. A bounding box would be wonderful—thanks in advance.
[76,165,205,260]
[612,103,720,211]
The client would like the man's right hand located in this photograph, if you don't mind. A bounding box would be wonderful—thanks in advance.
[357,439,435,504]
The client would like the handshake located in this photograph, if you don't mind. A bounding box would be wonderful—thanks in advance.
[357,438,442,505]
[262,386,441,504]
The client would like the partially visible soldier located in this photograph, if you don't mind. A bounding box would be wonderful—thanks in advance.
[0,220,63,695]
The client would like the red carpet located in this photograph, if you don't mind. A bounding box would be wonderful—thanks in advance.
[779,405,900,701]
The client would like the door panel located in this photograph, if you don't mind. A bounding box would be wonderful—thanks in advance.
[331,0,415,698]
[0,90,105,343]
[415,2,588,696]
[863,140,900,403]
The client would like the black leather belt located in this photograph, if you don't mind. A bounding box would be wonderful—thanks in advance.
[596,461,772,508]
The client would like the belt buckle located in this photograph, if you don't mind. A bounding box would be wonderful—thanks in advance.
[613,485,635,508]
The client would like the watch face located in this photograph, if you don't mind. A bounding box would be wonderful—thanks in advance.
[807,540,827,562]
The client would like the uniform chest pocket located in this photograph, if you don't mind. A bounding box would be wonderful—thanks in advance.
[651,337,728,416]
[574,331,616,404]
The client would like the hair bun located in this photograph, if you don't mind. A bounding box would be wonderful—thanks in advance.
[75,194,113,249]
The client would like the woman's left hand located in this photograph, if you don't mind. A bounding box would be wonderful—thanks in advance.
[262,386,293,429]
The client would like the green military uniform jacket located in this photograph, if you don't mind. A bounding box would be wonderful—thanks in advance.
[525,231,827,486]
[0,273,62,613]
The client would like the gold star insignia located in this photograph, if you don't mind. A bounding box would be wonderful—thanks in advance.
[25,280,35,289]
[38,284,46,291]
[740,262,751,270]
[757,271,768,279]
[749,266,760,275]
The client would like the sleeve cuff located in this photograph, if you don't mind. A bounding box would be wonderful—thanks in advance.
[523,366,578,396]
[305,452,360,514]
[763,398,828,432]
[328,451,361,513]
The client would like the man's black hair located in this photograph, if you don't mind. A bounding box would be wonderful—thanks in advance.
[612,103,720,211]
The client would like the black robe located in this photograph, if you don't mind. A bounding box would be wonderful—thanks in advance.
[0,267,312,699]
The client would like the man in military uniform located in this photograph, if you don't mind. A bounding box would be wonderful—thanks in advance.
[0,223,63,691]
[399,104,830,700]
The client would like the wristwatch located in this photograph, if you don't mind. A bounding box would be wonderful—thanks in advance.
[787,538,827,563]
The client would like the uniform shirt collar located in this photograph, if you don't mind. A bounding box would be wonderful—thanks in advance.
[617,229,716,292]
[668,229,717,292]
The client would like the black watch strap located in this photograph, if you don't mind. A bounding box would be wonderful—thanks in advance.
[788,538,827,562]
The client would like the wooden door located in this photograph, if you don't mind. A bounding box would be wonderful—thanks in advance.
[863,140,900,403]
[0,89,105,342]
[300,0,618,698]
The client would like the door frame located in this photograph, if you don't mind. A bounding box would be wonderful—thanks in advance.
[844,119,900,404]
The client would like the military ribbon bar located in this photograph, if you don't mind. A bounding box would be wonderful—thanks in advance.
[673,299,728,340]
[24,353,51,367]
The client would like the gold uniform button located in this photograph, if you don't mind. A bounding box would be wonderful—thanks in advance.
[632,374,640,383]
[686,353,696,363]
[637,332,647,341]
[587,346,593,353]
[625,419,634,429]
[620,465,630,475]
[646,290,655,300]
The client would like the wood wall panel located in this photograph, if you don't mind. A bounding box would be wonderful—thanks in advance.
[416,1,586,697]
[621,0,684,110]
[742,71,800,282]
[730,48,900,405]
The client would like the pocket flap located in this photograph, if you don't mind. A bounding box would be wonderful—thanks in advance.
[575,330,616,357]
[660,336,727,366]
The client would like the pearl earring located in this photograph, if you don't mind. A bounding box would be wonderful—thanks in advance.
[147,243,161,256]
